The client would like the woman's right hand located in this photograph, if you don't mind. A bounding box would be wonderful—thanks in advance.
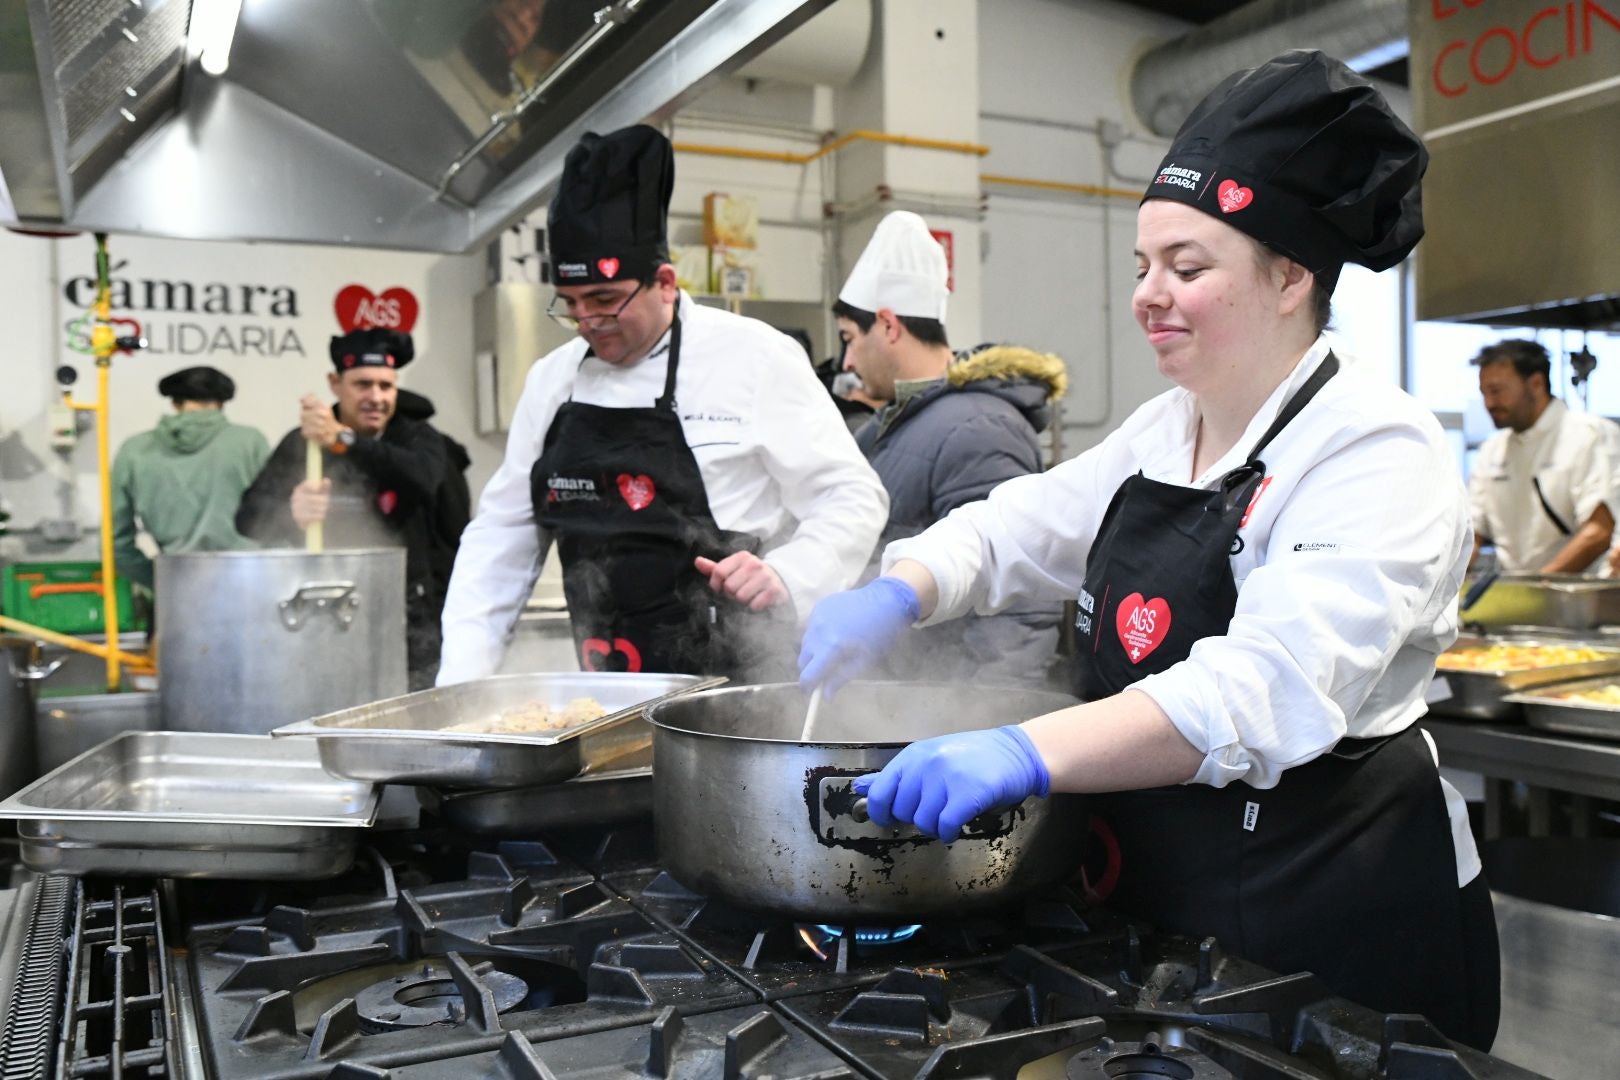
[798,576,921,695]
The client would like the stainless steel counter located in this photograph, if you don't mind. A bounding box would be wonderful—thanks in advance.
[1424,720,1620,802]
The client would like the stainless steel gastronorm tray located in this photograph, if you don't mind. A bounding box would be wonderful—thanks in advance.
[1460,574,1620,630]
[1427,636,1620,721]
[272,672,716,789]
[1504,676,1620,741]
[0,732,379,879]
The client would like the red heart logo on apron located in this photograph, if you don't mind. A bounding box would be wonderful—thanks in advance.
[1115,592,1172,664]
[596,257,621,279]
[1217,179,1253,214]
[617,473,656,511]
[333,285,420,332]
[376,490,399,515]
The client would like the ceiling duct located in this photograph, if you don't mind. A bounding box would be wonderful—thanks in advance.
[0,0,835,252]
[1130,0,1408,137]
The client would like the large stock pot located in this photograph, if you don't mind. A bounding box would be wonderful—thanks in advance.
[646,682,1087,922]
[155,549,407,734]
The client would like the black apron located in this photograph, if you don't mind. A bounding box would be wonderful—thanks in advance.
[1075,354,1494,1046]
[530,316,767,677]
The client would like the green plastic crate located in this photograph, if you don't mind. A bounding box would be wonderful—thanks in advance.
[1,561,147,635]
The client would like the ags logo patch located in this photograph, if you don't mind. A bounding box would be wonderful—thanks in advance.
[1116,592,1172,664]
[1217,179,1254,214]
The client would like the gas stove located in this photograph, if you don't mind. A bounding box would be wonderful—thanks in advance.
[1,820,1548,1080]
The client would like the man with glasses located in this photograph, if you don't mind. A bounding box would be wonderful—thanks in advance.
[437,125,887,682]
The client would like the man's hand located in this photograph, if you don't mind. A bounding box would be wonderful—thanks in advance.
[694,552,789,612]
[290,478,332,529]
[299,394,343,447]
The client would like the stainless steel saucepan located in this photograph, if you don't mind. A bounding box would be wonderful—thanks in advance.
[645,681,1087,922]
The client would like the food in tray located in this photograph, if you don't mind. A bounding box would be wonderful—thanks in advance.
[1549,684,1620,706]
[1434,643,1609,672]
[443,697,608,734]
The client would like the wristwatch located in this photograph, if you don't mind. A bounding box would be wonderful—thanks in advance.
[328,427,357,455]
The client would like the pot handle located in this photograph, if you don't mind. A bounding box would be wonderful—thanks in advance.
[10,656,63,683]
[817,775,1022,843]
[278,580,360,632]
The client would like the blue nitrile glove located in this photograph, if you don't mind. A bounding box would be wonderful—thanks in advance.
[798,576,921,695]
[852,725,1051,843]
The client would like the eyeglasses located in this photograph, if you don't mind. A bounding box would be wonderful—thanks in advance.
[547,282,644,331]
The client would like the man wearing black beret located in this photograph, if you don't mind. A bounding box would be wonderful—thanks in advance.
[110,366,269,588]
[237,328,455,687]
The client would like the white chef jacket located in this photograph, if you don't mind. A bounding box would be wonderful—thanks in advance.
[1468,398,1620,574]
[885,339,1482,885]
[438,292,888,685]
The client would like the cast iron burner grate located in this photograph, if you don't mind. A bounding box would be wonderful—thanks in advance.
[58,880,174,1080]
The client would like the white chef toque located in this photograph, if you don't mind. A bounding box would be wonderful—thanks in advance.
[837,211,949,322]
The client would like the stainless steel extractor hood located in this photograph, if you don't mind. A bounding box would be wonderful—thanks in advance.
[0,0,834,253]
[1412,1,1620,330]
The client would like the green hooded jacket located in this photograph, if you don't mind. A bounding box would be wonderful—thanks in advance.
[110,410,272,588]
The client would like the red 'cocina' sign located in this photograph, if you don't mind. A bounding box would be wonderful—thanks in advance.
[334,285,420,333]
[1430,0,1620,99]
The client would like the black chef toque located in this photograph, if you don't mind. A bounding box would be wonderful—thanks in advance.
[1143,49,1427,294]
[547,124,673,286]
[329,328,415,373]
[157,365,235,403]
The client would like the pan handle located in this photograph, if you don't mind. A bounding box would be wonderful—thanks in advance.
[817,776,1021,843]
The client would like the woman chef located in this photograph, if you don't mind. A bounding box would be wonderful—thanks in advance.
[798,52,1499,1048]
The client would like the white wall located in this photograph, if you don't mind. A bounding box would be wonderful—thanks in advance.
[978,0,1184,455]
[0,228,489,551]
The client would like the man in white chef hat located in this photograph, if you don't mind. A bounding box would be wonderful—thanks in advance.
[831,211,1070,689]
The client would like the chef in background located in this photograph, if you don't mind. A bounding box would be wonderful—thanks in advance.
[437,124,886,683]
[1468,338,1620,574]
[799,52,1498,1049]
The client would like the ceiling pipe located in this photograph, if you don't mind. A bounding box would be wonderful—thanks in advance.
[1130,0,1408,138]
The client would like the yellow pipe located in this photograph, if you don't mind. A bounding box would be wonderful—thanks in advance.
[0,615,154,672]
[94,361,121,690]
[980,173,1143,201]
[670,142,816,164]
[671,135,1141,205]
[87,233,122,692]
[673,129,991,167]
[826,129,991,158]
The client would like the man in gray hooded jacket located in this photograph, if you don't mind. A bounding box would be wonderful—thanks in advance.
[834,212,1068,689]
